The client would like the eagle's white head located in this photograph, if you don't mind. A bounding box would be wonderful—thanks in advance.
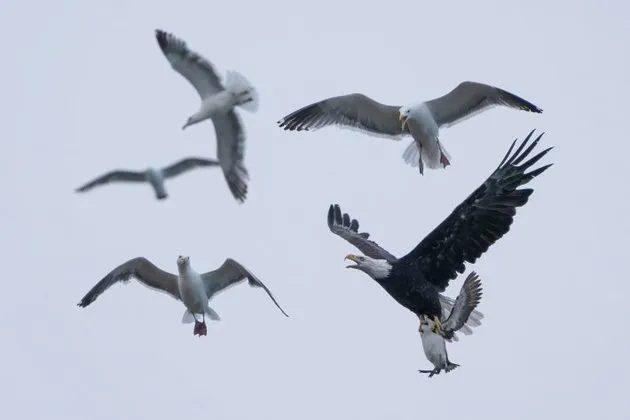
[344,254,392,280]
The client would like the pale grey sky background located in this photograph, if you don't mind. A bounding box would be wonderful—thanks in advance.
[1,0,628,419]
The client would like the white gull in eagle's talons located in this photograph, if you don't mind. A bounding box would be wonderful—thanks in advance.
[418,316,459,378]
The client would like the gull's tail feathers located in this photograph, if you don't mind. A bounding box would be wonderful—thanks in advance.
[181,309,195,324]
[205,306,221,321]
[421,139,452,170]
[224,70,259,113]
[402,140,452,170]
[402,141,420,167]
[182,307,221,323]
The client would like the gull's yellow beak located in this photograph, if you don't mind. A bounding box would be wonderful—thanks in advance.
[399,113,407,131]
[344,254,360,268]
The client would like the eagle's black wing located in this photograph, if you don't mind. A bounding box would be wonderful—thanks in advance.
[398,129,552,291]
[327,204,397,262]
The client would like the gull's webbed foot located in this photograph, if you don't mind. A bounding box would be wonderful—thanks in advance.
[193,320,207,337]
[418,368,441,378]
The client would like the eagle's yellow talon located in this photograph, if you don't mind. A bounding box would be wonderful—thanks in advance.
[432,316,444,335]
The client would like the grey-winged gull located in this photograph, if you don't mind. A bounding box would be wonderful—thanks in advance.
[278,81,542,174]
[155,29,259,203]
[417,272,483,378]
[75,157,219,201]
[77,256,289,336]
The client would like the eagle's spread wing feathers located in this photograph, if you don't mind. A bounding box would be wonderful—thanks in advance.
[327,204,397,262]
[399,130,552,291]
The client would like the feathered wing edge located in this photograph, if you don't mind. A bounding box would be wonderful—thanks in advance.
[438,293,484,342]
[327,204,397,262]
[77,257,180,308]
[441,272,483,342]
[202,258,289,317]
[277,94,404,139]
[398,129,553,292]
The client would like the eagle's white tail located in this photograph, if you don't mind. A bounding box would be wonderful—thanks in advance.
[224,70,259,113]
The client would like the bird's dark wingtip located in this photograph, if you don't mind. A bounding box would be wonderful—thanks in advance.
[327,205,335,225]
[155,29,169,50]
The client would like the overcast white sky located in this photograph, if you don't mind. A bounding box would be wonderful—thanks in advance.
[1,0,629,419]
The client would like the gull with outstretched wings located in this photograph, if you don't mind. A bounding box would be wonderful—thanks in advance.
[78,256,289,336]
[279,81,542,174]
[75,157,219,200]
[155,29,259,202]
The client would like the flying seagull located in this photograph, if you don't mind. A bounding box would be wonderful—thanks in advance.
[77,256,289,336]
[328,204,483,340]
[418,272,483,378]
[75,157,220,200]
[278,81,542,174]
[329,129,552,337]
[155,29,259,203]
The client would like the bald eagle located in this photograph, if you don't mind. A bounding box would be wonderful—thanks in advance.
[328,129,552,337]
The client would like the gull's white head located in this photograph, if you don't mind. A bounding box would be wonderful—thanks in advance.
[418,315,435,334]
[176,255,190,267]
[182,116,195,130]
[344,254,392,280]
[182,112,207,130]
[399,106,412,131]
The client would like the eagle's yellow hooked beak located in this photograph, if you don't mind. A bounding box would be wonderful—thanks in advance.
[344,254,360,268]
